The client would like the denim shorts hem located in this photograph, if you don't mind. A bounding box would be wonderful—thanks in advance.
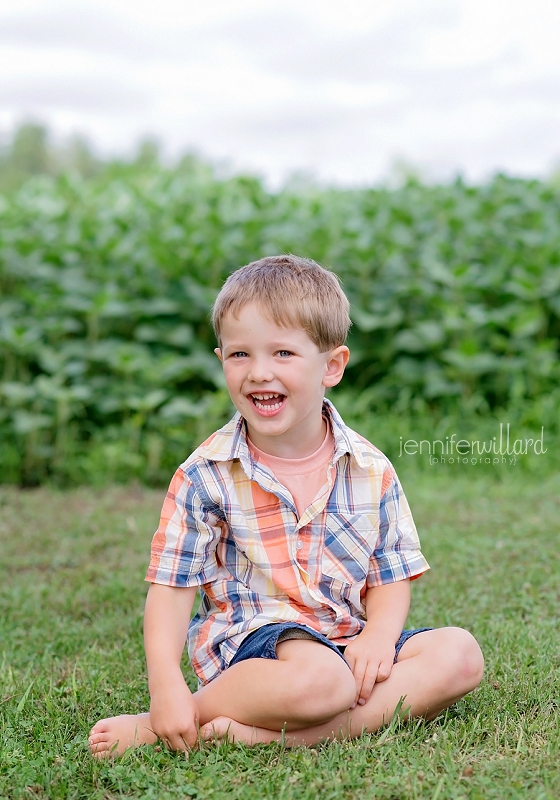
[230,622,346,666]
[393,627,433,661]
[229,622,433,668]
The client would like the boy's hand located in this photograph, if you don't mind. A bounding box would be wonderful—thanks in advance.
[345,579,411,707]
[343,630,396,707]
[149,673,200,750]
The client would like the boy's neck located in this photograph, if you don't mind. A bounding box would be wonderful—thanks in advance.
[246,415,328,460]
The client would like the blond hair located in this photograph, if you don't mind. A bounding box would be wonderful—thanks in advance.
[212,255,351,352]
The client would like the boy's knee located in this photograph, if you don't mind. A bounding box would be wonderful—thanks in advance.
[441,627,484,694]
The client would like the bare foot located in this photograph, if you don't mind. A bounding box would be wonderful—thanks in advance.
[200,716,280,746]
[88,713,158,758]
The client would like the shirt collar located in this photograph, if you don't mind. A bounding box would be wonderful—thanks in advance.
[197,398,368,471]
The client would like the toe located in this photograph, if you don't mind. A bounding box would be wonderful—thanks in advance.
[203,716,234,741]
[200,723,214,741]
[89,729,108,741]
[90,721,109,735]
[89,741,108,756]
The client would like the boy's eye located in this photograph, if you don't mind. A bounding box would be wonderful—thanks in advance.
[231,351,248,358]
[277,350,292,357]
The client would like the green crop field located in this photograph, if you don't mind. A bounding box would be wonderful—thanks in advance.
[1,157,559,486]
[1,471,559,799]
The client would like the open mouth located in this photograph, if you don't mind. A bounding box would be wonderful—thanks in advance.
[250,393,285,411]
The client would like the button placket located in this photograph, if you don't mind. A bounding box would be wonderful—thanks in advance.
[295,523,312,579]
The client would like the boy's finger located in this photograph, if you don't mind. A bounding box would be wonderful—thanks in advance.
[376,659,393,683]
[351,664,366,703]
[164,731,193,751]
[354,671,366,701]
[358,665,379,705]
[167,735,185,752]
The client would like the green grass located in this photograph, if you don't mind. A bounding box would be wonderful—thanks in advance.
[1,471,559,799]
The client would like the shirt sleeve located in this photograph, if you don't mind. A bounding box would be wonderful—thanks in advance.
[146,467,223,587]
[366,466,430,587]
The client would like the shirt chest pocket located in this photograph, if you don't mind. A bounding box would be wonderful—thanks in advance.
[320,511,379,585]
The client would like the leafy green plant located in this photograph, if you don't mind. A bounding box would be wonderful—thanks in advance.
[1,164,559,485]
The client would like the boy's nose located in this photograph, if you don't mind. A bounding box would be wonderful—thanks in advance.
[247,359,274,383]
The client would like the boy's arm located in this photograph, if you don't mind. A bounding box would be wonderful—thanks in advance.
[343,579,410,707]
[144,583,200,750]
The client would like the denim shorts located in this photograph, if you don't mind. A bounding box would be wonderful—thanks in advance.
[229,622,433,669]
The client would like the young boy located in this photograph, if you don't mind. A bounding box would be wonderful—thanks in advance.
[89,255,483,756]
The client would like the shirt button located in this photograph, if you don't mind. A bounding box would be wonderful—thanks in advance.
[296,539,303,549]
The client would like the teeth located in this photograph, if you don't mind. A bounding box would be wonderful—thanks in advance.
[253,399,283,410]
[250,392,284,411]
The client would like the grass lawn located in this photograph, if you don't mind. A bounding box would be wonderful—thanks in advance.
[0,470,559,799]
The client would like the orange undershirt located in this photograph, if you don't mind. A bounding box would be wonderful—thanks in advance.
[248,419,335,517]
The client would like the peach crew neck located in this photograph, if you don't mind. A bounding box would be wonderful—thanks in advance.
[248,419,335,516]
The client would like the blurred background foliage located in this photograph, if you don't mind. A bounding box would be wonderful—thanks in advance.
[1,123,559,485]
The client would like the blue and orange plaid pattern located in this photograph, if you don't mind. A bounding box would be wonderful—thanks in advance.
[146,400,429,685]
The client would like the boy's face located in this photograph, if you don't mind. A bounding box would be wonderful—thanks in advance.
[215,303,349,458]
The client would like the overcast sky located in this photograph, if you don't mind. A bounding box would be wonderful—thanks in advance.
[1,0,559,186]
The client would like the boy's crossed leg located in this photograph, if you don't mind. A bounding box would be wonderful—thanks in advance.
[89,638,354,757]
[89,627,483,756]
[202,627,484,746]
[195,637,356,731]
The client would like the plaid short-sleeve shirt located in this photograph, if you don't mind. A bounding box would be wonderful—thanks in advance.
[146,400,429,685]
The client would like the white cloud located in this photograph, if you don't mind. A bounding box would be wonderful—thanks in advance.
[0,0,559,184]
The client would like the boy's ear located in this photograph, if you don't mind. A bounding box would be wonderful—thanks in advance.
[214,348,223,362]
[322,346,350,388]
